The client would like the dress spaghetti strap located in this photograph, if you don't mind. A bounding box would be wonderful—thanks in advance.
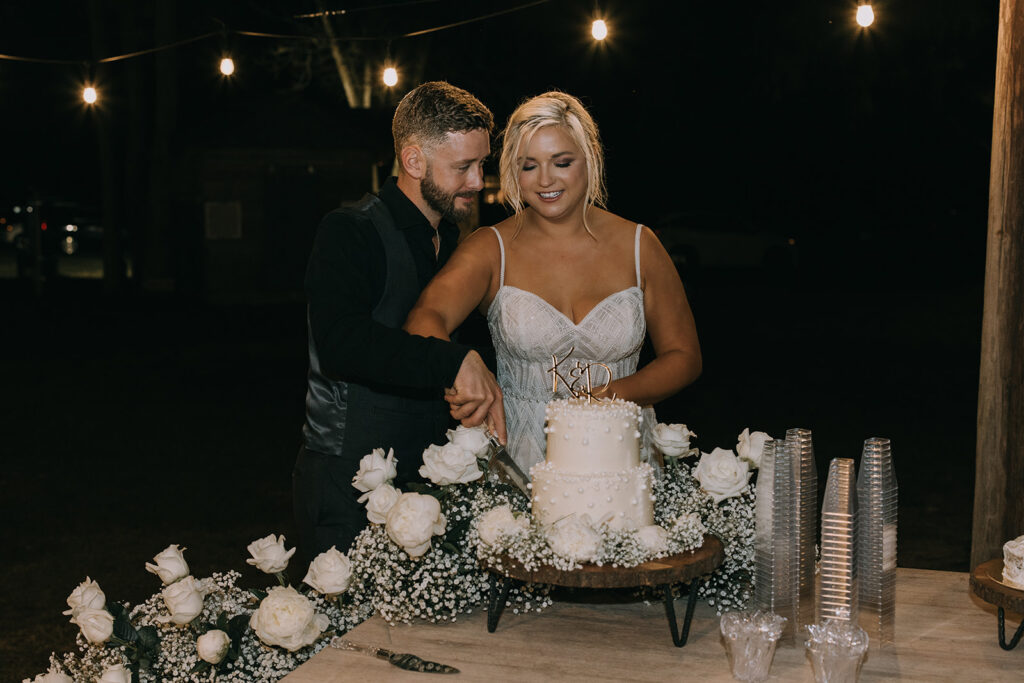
[634,224,643,288]
[488,226,506,287]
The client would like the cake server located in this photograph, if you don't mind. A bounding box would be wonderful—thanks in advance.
[331,638,460,674]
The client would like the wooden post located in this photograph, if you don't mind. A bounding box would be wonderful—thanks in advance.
[972,0,1024,568]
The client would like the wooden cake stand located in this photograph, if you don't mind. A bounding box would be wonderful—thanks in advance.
[482,534,724,647]
[970,559,1024,650]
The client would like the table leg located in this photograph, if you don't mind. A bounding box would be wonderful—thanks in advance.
[997,607,1024,650]
[487,574,513,633]
[663,579,701,647]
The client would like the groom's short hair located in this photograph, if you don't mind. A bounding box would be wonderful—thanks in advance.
[392,81,493,157]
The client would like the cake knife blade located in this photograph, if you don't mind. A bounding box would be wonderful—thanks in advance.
[331,638,460,674]
[487,436,530,495]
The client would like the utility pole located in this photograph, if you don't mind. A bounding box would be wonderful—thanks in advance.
[972,0,1024,567]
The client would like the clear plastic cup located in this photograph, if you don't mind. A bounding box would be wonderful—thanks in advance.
[720,611,788,681]
[804,620,869,683]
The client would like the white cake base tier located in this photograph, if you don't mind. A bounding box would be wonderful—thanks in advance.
[530,462,656,531]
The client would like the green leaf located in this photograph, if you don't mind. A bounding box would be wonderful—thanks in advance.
[406,482,434,494]
[112,611,139,644]
[136,625,160,655]
[228,614,249,641]
[216,611,229,631]
[440,542,459,554]
[190,660,212,674]
[249,587,267,601]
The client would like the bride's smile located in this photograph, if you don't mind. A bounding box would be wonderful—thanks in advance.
[518,125,587,221]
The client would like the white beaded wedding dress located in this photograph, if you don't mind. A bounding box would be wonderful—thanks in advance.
[486,224,656,472]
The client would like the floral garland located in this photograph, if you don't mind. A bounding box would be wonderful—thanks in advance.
[26,422,769,682]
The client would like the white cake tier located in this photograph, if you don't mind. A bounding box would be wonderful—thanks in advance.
[543,398,643,474]
[530,462,655,531]
[1004,535,1024,589]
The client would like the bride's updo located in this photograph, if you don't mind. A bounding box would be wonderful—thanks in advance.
[499,92,607,224]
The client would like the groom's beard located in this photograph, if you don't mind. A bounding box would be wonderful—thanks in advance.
[421,165,476,222]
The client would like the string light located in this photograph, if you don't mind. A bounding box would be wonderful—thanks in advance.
[382,66,398,87]
[82,85,98,105]
[219,57,235,76]
[856,4,875,28]
[591,19,608,41]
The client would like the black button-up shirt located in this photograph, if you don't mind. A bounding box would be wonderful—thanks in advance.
[305,177,469,389]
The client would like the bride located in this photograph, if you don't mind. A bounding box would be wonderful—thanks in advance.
[405,91,701,471]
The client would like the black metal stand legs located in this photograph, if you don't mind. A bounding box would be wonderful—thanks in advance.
[485,574,702,648]
[997,607,1024,650]
[662,579,702,647]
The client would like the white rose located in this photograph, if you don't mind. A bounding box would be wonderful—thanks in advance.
[62,576,106,620]
[24,670,74,683]
[358,483,401,524]
[652,423,697,457]
[351,447,398,492]
[736,428,771,469]
[249,586,329,652]
[97,664,131,683]
[636,525,670,554]
[419,442,483,485]
[145,544,190,585]
[477,505,529,548]
[75,607,114,644]
[303,546,352,596]
[546,515,601,563]
[385,492,446,558]
[694,447,751,503]
[246,534,296,574]
[157,575,206,625]
[445,424,492,458]
[196,629,231,664]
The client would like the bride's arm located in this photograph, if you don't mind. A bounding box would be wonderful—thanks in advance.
[405,227,506,439]
[404,227,498,340]
[599,226,702,405]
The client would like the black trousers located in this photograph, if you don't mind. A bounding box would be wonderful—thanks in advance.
[291,406,448,572]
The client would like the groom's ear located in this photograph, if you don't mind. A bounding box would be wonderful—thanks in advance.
[400,145,426,179]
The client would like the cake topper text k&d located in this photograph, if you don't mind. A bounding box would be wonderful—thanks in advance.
[548,346,613,402]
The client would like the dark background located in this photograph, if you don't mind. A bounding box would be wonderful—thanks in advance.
[1,0,996,678]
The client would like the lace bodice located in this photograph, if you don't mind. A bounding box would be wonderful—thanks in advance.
[485,225,656,472]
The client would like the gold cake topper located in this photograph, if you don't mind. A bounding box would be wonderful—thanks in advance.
[548,346,612,402]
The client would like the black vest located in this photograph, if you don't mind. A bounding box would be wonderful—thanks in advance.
[302,194,448,464]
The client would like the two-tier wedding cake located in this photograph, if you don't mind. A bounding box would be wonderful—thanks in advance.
[529,397,655,530]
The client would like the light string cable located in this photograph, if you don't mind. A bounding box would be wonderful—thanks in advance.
[0,0,553,63]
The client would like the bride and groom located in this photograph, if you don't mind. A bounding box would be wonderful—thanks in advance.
[293,81,702,564]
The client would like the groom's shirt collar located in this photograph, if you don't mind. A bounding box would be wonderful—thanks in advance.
[379,176,460,263]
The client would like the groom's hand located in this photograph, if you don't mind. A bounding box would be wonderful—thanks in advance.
[447,350,506,444]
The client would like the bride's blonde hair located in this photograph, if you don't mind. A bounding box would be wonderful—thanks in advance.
[499,92,607,236]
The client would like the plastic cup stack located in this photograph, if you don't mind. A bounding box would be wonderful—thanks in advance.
[786,428,818,633]
[720,611,788,682]
[753,438,798,643]
[857,437,897,647]
[804,619,870,683]
[820,458,858,622]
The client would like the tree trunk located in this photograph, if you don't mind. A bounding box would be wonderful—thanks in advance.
[971,0,1024,568]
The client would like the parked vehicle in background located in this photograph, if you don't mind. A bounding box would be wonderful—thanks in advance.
[651,210,799,275]
[0,198,129,281]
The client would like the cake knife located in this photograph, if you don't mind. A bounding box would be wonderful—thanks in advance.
[331,638,460,674]
[487,436,530,495]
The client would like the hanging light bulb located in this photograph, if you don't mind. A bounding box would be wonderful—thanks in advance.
[82,86,98,105]
[856,4,875,27]
[591,19,608,41]
[382,66,398,87]
[220,57,235,76]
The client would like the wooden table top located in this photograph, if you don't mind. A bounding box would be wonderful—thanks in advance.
[285,568,1023,682]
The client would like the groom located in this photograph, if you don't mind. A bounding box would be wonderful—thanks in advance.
[293,82,505,565]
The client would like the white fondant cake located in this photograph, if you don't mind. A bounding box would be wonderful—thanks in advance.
[530,397,655,531]
[1003,535,1024,589]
